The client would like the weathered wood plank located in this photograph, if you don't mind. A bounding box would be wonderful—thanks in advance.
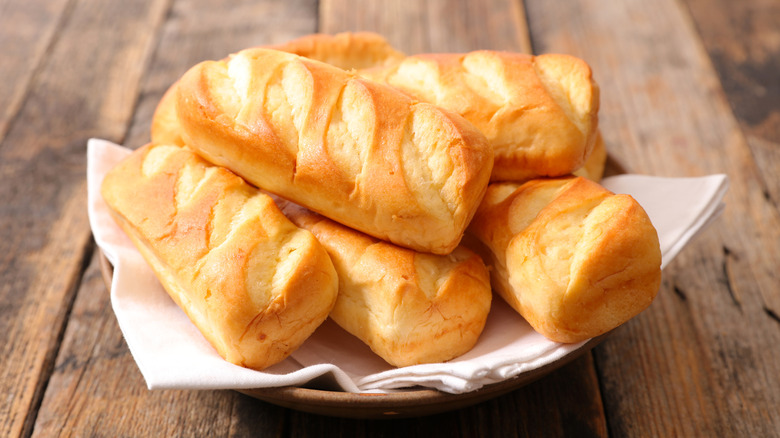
[125,0,320,149]
[682,0,780,211]
[283,355,605,437]
[526,0,780,435]
[32,252,288,437]
[0,0,70,141]
[319,0,532,54]
[0,0,171,436]
[38,0,611,434]
[33,0,317,435]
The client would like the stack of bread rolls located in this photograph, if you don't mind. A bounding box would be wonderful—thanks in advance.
[101,32,661,372]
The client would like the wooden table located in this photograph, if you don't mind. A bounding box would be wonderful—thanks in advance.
[3,0,778,436]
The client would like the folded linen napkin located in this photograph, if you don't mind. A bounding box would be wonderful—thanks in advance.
[86,138,728,394]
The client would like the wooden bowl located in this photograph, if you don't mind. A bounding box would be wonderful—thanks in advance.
[98,252,608,419]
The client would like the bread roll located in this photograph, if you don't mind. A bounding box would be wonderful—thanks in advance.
[175,47,494,255]
[151,83,185,146]
[266,31,405,70]
[275,199,492,367]
[467,176,661,343]
[101,143,339,370]
[360,51,600,182]
[152,32,403,147]
[573,130,607,182]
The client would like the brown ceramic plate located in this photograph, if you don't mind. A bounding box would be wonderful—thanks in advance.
[98,252,608,419]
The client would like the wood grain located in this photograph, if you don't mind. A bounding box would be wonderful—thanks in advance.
[320,0,532,54]
[30,0,611,435]
[683,0,780,205]
[0,0,170,436]
[32,252,287,437]
[526,0,780,435]
[283,355,605,437]
[32,0,316,435]
[3,0,776,435]
[124,0,319,149]
[0,0,70,141]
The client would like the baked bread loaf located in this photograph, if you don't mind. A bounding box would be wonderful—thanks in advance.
[360,51,600,182]
[155,37,600,187]
[101,143,339,370]
[152,32,403,147]
[266,31,405,70]
[467,176,661,343]
[175,47,494,255]
[277,199,492,367]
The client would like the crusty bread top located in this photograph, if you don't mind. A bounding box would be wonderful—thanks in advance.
[175,47,494,255]
[267,31,405,71]
[152,33,403,147]
[277,199,492,366]
[362,51,600,182]
[468,177,661,343]
[150,82,185,146]
[101,143,339,369]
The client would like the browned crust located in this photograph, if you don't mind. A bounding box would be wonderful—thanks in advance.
[101,144,339,369]
[175,48,493,254]
[279,200,492,367]
[467,176,661,343]
[361,51,600,182]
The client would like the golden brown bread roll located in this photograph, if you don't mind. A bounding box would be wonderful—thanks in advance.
[466,176,661,343]
[360,51,600,182]
[269,35,601,183]
[101,143,339,370]
[151,83,185,146]
[175,47,494,255]
[154,37,600,187]
[573,130,607,182]
[276,199,492,367]
[266,31,405,70]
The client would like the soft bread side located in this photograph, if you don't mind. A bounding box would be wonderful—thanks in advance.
[277,199,492,367]
[151,83,185,146]
[175,47,494,255]
[467,177,661,343]
[101,143,339,370]
[152,32,403,147]
[361,51,600,182]
[573,131,607,182]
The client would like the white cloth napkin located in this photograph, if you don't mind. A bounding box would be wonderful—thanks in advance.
[87,138,728,394]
